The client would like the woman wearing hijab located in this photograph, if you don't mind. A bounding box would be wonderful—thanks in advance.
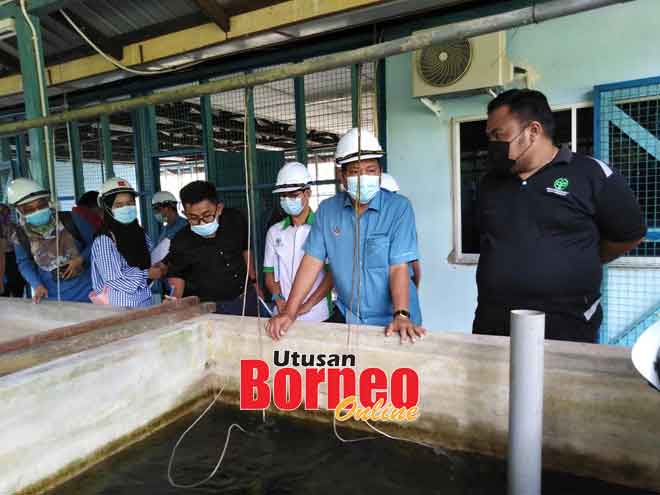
[90,177,165,308]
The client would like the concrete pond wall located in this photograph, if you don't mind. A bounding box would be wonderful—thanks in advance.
[0,313,659,494]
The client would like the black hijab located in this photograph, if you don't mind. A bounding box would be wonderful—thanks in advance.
[97,193,151,269]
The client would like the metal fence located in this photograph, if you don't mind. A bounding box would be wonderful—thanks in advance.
[595,77,660,346]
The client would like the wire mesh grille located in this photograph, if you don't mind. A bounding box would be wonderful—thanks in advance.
[155,82,202,153]
[596,80,660,345]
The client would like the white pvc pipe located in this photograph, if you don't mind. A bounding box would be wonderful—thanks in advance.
[508,309,546,495]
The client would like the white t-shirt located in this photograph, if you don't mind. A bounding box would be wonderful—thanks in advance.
[263,213,330,322]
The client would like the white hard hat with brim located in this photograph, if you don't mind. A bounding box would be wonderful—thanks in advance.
[632,322,660,390]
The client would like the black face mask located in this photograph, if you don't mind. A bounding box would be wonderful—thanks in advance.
[487,140,516,177]
[486,125,531,177]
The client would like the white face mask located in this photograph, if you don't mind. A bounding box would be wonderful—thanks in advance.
[346,175,380,204]
[280,196,304,216]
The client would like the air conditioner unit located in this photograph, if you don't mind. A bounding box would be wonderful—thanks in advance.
[412,31,513,98]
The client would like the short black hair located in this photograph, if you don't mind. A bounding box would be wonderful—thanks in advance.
[180,180,218,206]
[487,89,556,139]
[77,190,99,208]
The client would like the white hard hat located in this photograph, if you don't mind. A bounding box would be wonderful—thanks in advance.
[272,162,312,194]
[632,323,660,390]
[334,128,384,166]
[7,178,50,206]
[380,173,400,193]
[152,191,177,207]
[98,177,136,207]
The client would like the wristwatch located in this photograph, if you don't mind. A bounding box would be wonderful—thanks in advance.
[393,309,411,320]
[272,293,285,302]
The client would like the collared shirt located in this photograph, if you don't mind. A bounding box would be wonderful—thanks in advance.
[304,190,421,326]
[263,210,330,322]
[166,208,249,302]
[477,145,646,315]
[91,233,154,308]
[157,215,188,244]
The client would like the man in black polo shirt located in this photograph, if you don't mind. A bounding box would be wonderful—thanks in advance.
[474,89,646,343]
[166,180,259,315]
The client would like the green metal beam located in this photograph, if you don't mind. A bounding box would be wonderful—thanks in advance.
[100,114,114,180]
[14,9,51,191]
[294,76,307,164]
[245,87,262,280]
[351,64,360,128]
[200,87,217,185]
[67,121,84,200]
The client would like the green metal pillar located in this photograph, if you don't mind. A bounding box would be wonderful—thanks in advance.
[200,87,217,185]
[146,105,160,193]
[100,114,114,180]
[351,64,361,128]
[15,134,29,178]
[67,121,84,200]
[376,59,387,171]
[245,87,262,277]
[294,76,307,164]
[0,138,11,202]
[132,106,159,242]
[5,137,20,179]
[14,10,52,191]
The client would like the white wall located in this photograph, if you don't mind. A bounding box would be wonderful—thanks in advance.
[386,0,660,332]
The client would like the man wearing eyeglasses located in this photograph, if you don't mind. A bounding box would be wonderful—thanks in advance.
[165,180,259,315]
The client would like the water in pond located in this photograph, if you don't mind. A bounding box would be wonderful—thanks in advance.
[53,404,652,495]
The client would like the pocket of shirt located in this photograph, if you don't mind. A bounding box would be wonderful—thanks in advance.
[366,234,389,270]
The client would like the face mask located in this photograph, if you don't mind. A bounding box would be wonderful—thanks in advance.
[280,196,304,217]
[112,205,138,224]
[346,175,380,204]
[191,218,219,237]
[487,125,533,177]
[154,212,166,224]
[25,208,52,226]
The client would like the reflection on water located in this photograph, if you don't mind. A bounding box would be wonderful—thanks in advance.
[53,404,651,495]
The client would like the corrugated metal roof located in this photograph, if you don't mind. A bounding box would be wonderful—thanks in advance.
[71,0,200,38]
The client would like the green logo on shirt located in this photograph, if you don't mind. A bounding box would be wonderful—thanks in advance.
[553,177,569,191]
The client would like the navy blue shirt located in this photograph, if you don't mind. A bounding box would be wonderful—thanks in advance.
[477,145,646,310]
[304,190,422,326]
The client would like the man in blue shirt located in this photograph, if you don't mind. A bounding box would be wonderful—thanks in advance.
[152,191,187,244]
[7,178,93,303]
[266,128,425,343]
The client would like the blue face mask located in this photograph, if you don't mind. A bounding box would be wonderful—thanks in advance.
[346,175,380,204]
[280,196,304,217]
[154,212,166,224]
[112,205,138,224]
[25,208,52,226]
[191,218,219,237]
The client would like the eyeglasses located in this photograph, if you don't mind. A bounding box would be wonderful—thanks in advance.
[186,212,217,226]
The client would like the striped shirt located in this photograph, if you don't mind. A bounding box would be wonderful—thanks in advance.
[91,234,154,308]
